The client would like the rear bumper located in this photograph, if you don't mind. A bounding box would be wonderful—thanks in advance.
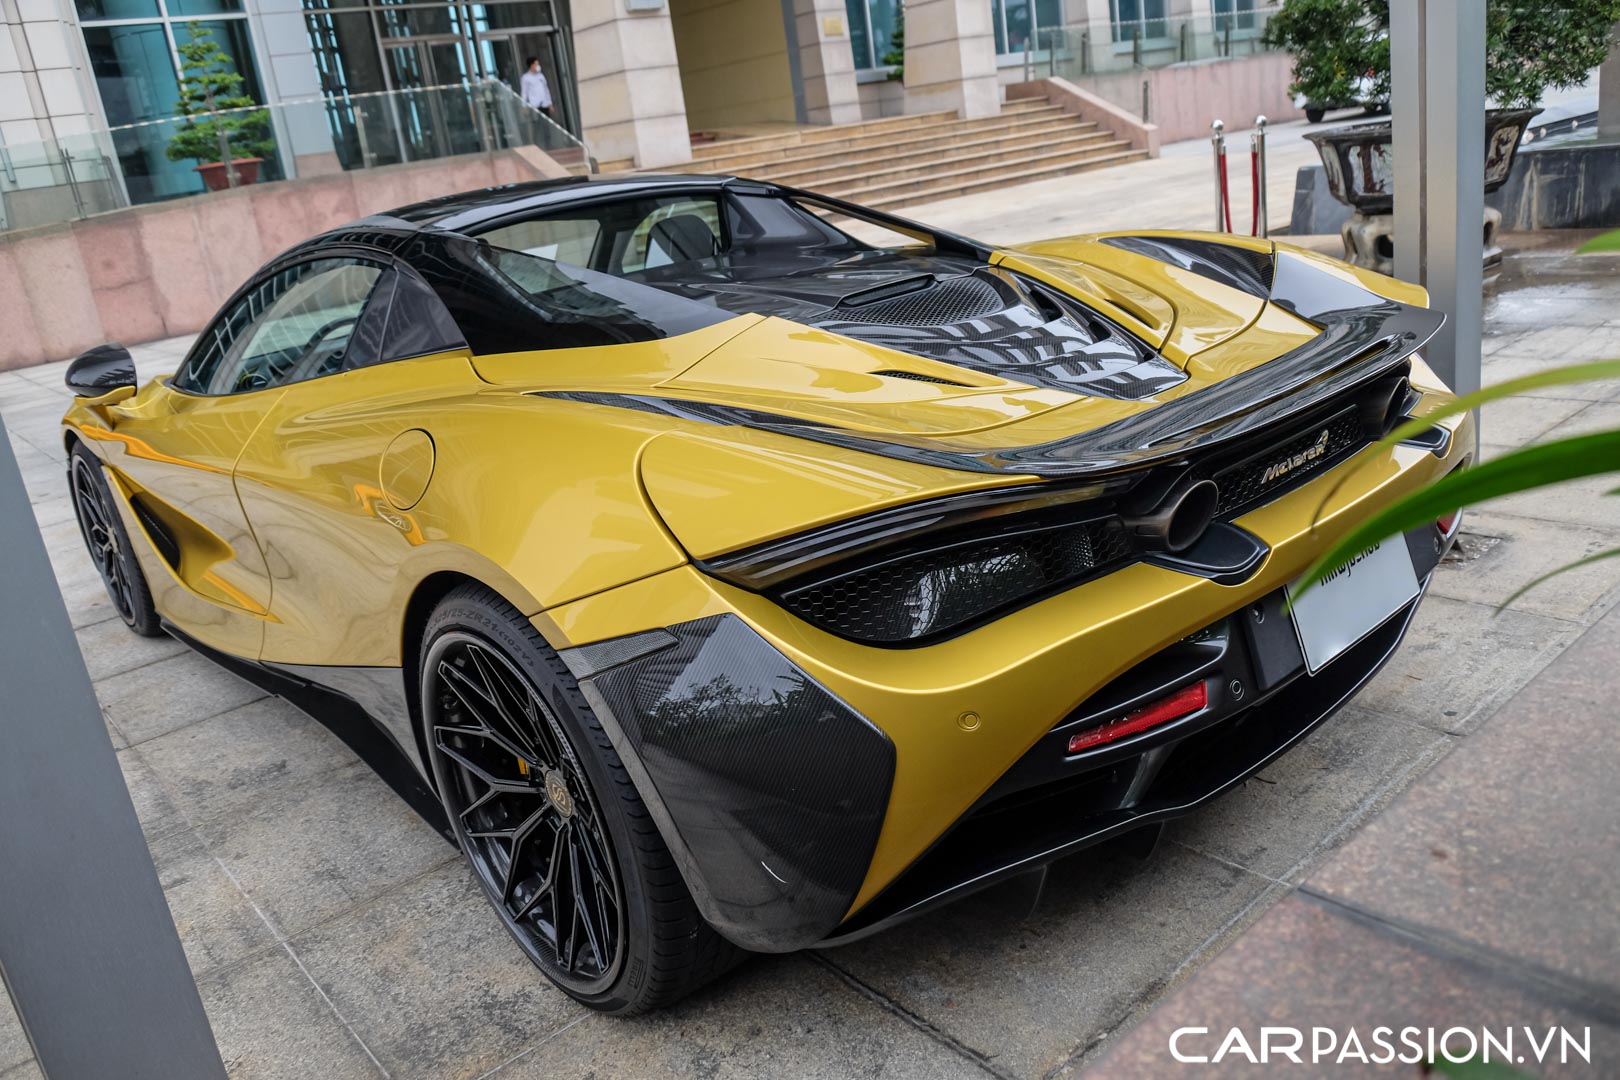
[818,520,1452,945]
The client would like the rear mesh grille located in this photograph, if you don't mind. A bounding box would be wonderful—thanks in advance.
[778,518,1136,644]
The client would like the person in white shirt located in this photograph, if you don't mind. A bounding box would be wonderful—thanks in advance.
[520,58,553,119]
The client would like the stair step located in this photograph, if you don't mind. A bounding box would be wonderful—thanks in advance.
[759,129,1118,189]
[685,110,963,160]
[829,141,1134,201]
[685,103,1068,164]
[857,149,1151,211]
[694,113,1095,175]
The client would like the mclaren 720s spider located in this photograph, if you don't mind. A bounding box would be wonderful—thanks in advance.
[62,174,1472,1012]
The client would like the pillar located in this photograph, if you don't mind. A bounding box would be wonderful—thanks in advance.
[572,0,691,168]
[1599,22,1620,142]
[792,0,861,125]
[1391,0,1484,400]
[902,0,1000,119]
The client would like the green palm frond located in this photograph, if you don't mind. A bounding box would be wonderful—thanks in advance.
[1292,429,1620,604]
[1576,229,1620,254]
[1496,545,1620,611]
[1313,359,1620,522]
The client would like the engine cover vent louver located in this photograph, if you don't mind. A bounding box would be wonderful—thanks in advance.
[829,273,1006,326]
[1100,235,1274,299]
[872,369,972,386]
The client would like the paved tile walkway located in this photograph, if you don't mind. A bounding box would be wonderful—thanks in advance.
[3,194,1619,1078]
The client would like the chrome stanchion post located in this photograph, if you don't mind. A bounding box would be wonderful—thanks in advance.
[1251,114,1269,238]
[1211,119,1227,232]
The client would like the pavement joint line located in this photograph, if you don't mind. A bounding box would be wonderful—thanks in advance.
[151,766,396,1078]
[803,952,1018,1080]
[1163,841,1288,888]
[84,637,192,686]
[1038,876,1300,1078]
[472,1013,589,1080]
[1038,959,1194,1080]
[1266,731,1457,888]
[112,687,275,751]
[1295,887,1620,1029]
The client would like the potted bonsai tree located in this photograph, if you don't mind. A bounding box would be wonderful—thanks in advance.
[165,21,274,191]
[1268,0,1620,251]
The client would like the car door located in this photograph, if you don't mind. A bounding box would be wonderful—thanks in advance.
[93,257,383,658]
[231,259,480,674]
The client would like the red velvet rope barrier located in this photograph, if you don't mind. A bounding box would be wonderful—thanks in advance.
[1250,149,1261,236]
[1216,145,1232,233]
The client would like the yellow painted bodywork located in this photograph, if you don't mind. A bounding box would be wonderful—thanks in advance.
[62,231,1471,926]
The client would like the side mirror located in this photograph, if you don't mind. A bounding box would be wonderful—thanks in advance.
[65,343,136,398]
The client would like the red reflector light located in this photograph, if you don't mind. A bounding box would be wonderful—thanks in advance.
[1436,511,1460,537]
[1067,681,1208,754]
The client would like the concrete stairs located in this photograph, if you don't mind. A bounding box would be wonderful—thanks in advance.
[648,98,1148,210]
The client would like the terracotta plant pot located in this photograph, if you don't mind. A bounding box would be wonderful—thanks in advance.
[194,157,264,192]
[1303,107,1541,214]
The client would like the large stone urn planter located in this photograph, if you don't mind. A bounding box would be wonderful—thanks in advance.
[1304,107,1540,273]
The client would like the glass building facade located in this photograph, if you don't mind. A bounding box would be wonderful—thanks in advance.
[302,0,580,139]
[76,0,279,203]
[845,0,1066,70]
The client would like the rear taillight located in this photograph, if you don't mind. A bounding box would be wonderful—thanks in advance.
[1067,680,1208,754]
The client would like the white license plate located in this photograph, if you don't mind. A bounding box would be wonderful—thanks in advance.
[1286,540,1420,673]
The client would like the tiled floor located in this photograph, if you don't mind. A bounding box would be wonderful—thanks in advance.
[4,230,1620,1078]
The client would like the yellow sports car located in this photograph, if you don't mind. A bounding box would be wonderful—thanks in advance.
[62,175,1472,1013]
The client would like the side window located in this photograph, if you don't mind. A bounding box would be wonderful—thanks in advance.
[618,197,722,274]
[173,258,384,396]
[477,217,602,265]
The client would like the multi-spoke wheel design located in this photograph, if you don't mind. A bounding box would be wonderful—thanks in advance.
[421,585,742,1012]
[72,455,135,622]
[68,445,160,636]
[425,630,625,993]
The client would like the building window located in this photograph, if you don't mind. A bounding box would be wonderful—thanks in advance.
[844,0,898,71]
[77,0,274,203]
[1213,0,1259,33]
[990,0,1060,56]
[1111,0,1169,43]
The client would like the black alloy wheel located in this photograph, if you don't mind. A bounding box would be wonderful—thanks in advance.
[69,444,161,636]
[420,585,740,1012]
[427,630,626,991]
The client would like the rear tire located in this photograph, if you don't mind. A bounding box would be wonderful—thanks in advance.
[68,443,162,637]
[420,584,742,1013]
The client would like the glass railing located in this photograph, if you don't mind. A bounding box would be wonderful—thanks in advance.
[280,80,592,174]
[0,130,129,232]
[0,80,592,234]
[1028,10,1282,120]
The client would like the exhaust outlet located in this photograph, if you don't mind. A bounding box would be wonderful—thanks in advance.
[1361,373,1412,436]
[1122,478,1220,554]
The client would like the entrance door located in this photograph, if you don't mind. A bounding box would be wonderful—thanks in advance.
[476,30,579,136]
[382,37,482,159]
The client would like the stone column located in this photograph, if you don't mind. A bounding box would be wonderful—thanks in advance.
[793,0,861,125]
[253,0,342,176]
[1600,22,1620,142]
[903,0,1000,119]
[572,0,691,168]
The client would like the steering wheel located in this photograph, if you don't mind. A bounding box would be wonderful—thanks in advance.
[287,315,362,382]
